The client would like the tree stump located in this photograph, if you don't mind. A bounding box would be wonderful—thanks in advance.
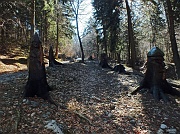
[132,47,180,102]
[88,55,93,60]
[49,45,63,67]
[99,53,112,69]
[112,64,126,74]
[24,33,57,106]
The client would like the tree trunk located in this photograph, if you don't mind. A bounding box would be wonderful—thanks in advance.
[55,0,59,59]
[1,27,4,43]
[97,42,99,60]
[22,25,28,44]
[125,0,136,68]
[43,10,48,49]
[49,45,63,67]
[96,34,100,60]
[166,0,180,79]
[0,27,6,52]
[30,0,35,37]
[131,47,180,102]
[99,53,112,69]
[76,14,85,63]
[117,53,121,63]
[24,33,57,106]
[103,24,107,55]
[55,20,59,59]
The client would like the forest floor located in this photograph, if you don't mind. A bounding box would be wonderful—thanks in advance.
[0,54,180,134]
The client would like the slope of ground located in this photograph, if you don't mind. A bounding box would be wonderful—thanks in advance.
[0,59,180,134]
[0,55,27,74]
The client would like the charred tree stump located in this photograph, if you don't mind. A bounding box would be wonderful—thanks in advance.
[132,47,180,102]
[112,64,126,74]
[49,45,63,67]
[88,55,93,60]
[24,33,57,106]
[99,53,112,69]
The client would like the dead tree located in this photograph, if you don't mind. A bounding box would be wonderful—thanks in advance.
[99,53,112,69]
[24,33,57,106]
[131,47,180,102]
[49,45,63,67]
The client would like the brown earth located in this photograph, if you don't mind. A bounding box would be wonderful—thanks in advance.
[0,55,180,134]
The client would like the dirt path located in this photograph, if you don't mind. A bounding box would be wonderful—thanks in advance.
[0,61,180,134]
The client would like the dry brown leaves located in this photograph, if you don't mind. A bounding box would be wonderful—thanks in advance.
[0,60,180,134]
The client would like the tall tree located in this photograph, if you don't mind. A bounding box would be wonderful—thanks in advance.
[108,0,121,54]
[93,0,109,54]
[69,0,85,63]
[165,0,180,79]
[93,0,122,55]
[149,1,166,46]
[55,0,60,58]
[30,0,35,37]
[125,0,136,68]
[40,0,74,55]
[81,17,97,58]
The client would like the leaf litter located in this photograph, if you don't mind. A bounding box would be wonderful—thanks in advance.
[0,61,180,134]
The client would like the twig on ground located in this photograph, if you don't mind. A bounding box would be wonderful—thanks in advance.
[73,111,92,125]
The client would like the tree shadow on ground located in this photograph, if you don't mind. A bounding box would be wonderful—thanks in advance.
[50,61,145,133]
[94,64,180,133]
[126,68,180,133]
[0,61,179,133]
[1,58,27,65]
[137,89,180,132]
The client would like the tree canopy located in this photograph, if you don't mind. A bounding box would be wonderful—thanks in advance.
[0,0,74,55]
[0,0,180,77]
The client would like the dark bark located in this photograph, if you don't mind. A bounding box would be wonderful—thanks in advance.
[70,0,85,63]
[166,0,180,79]
[99,53,112,69]
[55,1,59,59]
[76,13,85,63]
[125,0,136,68]
[30,0,35,37]
[24,33,57,107]
[88,56,93,60]
[102,23,108,55]
[44,10,48,48]
[96,33,100,60]
[112,64,126,74]
[117,53,121,63]
[49,45,63,67]
[131,47,180,102]
[1,27,4,43]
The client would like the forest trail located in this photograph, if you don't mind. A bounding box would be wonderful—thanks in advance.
[0,60,180,134]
